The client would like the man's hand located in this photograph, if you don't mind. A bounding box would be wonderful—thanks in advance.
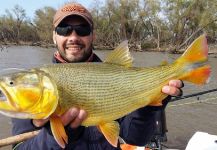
[61,107,87,128]
[32,107,87,128]
[162,79,184,96]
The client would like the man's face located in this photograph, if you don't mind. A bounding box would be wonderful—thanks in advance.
[53,16,94,62]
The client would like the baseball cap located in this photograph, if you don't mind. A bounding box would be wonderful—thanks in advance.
[53,3,93,28]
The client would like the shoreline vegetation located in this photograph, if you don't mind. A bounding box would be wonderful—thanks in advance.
[1,41,217,55]
[0,1,216,53]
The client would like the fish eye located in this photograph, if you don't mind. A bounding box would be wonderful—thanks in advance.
[7,80,15,86]
[4,77,15,86]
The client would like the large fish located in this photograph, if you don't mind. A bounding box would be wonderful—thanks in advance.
[0,35,210,148]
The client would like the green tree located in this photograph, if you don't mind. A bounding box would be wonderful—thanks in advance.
[34,7,56,43]
[0,5,27,44]
[163,0,217,51]
[0,1,216,50]
[139,0,162,50]
[12,5,26,43]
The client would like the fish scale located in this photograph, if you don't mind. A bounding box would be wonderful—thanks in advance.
[40,62,182,126]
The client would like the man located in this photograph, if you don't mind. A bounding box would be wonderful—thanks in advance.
[12,3,183,150]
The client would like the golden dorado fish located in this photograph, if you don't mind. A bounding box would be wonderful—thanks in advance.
[0,35,211,148]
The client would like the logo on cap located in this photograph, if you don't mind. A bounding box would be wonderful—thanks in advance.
[61,4,87,13]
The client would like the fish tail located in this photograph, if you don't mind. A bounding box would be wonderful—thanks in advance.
[175,34,211,84]
[180,65,211,84]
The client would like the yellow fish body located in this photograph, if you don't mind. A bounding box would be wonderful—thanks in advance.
[0,35,211,148]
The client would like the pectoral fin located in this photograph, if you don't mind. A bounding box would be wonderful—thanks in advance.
[98,121,120,147]
[50,115,68,148]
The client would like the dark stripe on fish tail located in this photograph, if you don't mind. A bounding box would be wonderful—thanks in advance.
[184,62,209,72]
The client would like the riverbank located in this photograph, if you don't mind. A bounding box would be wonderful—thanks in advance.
[1,41,217,54]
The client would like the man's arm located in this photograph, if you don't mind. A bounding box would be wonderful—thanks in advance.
[11,119,61,150]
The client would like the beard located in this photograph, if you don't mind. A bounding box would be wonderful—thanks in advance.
[58,42,93,63]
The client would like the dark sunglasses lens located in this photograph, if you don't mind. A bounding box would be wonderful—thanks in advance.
[55,26,72,36]
[74,25,91,36]
[56,25,91,36]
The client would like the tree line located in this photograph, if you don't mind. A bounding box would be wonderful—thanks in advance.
[0,0,216,52]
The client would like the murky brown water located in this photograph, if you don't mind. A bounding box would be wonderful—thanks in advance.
[0,46,217,150]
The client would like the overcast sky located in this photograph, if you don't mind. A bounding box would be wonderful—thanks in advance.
[0,0,93,19]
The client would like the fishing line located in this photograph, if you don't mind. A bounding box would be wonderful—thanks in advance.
[170,88,217,101]
[168,96,217,107]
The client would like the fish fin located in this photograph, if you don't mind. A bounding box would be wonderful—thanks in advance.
[50,115,68,148]
[104,40,133,67]
[118,136,126,144]
[180,65,211,84]
[175,34,208,65]
[98,121,120,147]
[174,34,210,85]
[120,144,137,150]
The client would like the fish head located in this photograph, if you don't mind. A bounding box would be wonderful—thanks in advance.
[0,68,58,119]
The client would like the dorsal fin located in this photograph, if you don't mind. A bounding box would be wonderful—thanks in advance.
[104,40,133,67]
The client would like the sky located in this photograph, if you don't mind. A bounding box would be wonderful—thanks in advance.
[0,0,94,20]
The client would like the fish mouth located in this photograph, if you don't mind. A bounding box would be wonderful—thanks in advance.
[0,83,25,117]
[0,83,17,109]
[0,89,7,101]
[0,85,22,117]
[0,85,48,119]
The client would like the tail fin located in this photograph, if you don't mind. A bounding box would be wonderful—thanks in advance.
[176,34,211,84]
[181,65,211,84]
[176,34,208,64]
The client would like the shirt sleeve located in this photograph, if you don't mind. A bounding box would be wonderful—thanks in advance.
[11,118,85,150]
[11,118,62,150]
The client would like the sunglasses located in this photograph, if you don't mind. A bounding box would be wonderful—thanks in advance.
[55,24,92,36]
